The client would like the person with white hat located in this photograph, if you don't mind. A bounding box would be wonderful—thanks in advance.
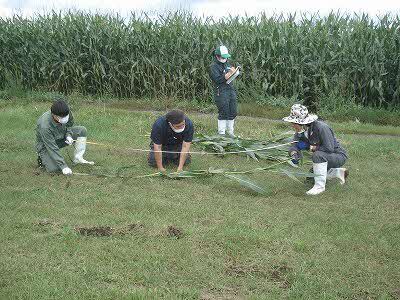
[283,104,349,195]
[209,45,238,137]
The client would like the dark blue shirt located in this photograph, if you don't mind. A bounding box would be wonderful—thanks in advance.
[150,116,194,146]
[209,58,235,91]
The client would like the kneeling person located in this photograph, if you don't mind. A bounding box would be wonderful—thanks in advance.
[148,110,194,172]
[283,104,348,195]
[36,99,94,175]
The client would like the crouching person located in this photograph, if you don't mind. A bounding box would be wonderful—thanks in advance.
[148,110,194,172]
[36,99,94,175]
[283,104,348,195]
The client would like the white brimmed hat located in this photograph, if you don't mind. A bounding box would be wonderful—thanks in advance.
[282,104,318,125]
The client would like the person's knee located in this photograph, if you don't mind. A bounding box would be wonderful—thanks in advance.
[80,126,87,137]
[328,154,347,169]
[72,126,87,138]
[312,151,327,163]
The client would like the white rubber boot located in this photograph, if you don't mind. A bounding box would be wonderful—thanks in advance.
[73,137,94,165]
[306,162,328,195]
[226,119,235,137]
[218,120,227,135]
[327,168,347,185]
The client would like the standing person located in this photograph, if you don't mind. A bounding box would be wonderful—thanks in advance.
[36,98,94,175]
[283,104,349,195]
[148,110,194,172]
[209,45,238,136]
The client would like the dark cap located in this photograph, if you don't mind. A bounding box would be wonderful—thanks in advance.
[51,99,70,117]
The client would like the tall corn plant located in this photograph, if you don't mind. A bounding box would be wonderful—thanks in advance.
[0,11,399,108]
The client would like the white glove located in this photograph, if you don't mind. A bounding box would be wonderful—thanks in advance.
[62,167,72,175]
[65,136,74,145]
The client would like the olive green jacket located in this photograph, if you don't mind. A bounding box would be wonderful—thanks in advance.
[36,111,74,169]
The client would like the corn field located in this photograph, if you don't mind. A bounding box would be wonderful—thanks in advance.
[0,11,399,108]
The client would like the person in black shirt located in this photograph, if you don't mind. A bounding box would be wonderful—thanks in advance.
[148,110,194,172]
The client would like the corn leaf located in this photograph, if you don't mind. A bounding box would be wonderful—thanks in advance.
[224,174,266,195]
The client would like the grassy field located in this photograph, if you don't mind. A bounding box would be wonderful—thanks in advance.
[0,101,399,299]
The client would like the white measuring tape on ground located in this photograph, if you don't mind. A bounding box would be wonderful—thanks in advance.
[76,140,295,156]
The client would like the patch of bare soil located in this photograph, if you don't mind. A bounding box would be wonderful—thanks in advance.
[166,225,183,239]
[226,261,268,279]
[225,259,292,289]
[75,223,144,237]
[75,226,113,237]
[270,264,292,289]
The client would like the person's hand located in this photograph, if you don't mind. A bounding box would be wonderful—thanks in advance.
[229,67,236,73]
[65,136,74,145]
[62,167,72,175]
[297,141,310,151]
[310,145,317,152]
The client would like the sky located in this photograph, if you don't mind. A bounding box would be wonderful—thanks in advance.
[0,0,399,19]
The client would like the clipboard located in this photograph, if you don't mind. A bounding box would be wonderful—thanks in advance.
[226,66,240,84]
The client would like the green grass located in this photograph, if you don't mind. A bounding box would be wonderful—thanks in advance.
[2,90,400,129]
[1,102,399,299]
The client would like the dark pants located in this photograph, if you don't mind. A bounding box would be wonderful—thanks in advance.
[214,88,237,120]
[147,142,191,168]
[312,151,347,169]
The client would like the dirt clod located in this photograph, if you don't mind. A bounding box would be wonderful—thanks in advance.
[167,226,183,239]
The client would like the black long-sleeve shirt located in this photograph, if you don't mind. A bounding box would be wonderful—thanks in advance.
[209,58,235,92]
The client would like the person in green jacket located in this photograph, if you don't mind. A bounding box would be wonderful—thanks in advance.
[209,45,238,136]
[36,99,94,175]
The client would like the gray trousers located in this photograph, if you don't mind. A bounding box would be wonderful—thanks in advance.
[39,126,87,172]
[312,150,347,169]
[147,142,191,168]
[215,88,237,120]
